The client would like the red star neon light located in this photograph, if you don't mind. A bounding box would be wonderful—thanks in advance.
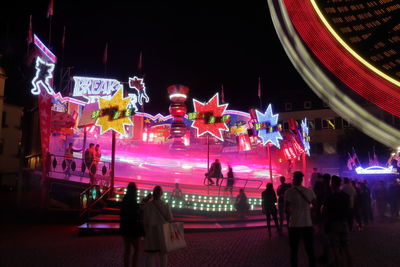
[191,92,229,141]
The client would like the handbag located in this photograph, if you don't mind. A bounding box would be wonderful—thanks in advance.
[152,202,187,253]
[161,222,187,253]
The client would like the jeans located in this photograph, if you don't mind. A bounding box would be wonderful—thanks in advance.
[289,227,315,267]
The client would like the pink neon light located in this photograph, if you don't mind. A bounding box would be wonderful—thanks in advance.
[135,112,173,121]
[225,110,251,118]
[33,34,57,63]
[52,92,87,106]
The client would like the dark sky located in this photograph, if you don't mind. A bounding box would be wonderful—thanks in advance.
[1,0,312,113]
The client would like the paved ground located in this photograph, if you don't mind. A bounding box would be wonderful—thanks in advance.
[1,219,400,267]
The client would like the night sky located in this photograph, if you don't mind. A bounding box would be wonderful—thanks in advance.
[1,0,313,113]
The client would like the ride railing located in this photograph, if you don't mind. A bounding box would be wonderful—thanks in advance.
[80,184,112,218]
[203,176,264,197]
[47,154,112,187]
[48,154,113,218]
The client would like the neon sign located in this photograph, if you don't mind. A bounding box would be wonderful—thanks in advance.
[72,76,122,103]
[301,118,311,156]
[355,166,396,175]
[33,34,57,63]
[91,108,133,120]
[95,88,133,135]
[127,76,149,111]
[255,104,283,148]
[31,57,55,95]
[187,112,231,124]
[190,93,229,141]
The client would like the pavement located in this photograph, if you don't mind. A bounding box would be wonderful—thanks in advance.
[1,219,400,267]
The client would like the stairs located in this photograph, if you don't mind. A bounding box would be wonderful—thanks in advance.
[78,184,268,235]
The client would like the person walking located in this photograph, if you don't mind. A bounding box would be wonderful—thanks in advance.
[262,183,282,238]
[341,177,357,231]
[120,182,144,267]
[143,186,172,267]
[277,176,291,230]
[310,168,319,188]
[285,171,316,267]
[235,188,249,217]
[374,180,388,220]
[388,179,400,218]
[225,165,235,196]
[323,176,352,267]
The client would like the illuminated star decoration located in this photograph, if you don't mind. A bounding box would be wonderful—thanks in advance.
[191,92,229,141]
[95,88,133,135]
[301,118,311,156]
[31,56,55,96]
[255,104,283,148]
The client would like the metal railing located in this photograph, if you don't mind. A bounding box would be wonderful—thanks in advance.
[48,154,112,186]
[80,184,112,218]
[203,176,264,196]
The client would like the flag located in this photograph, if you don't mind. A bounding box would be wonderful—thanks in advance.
[47,0,54,18]
[221,84,225,103]
[102,42,108,65]
[368,152,373,166]
[347,152,355,170]
[137,51,142,72]
[352,147,360,167]
[373,147,379,165]
[61,25,66,49]
[27,15,33,44]
[257,76,261,99]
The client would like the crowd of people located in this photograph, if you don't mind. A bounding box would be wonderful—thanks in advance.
[258,169,400,267]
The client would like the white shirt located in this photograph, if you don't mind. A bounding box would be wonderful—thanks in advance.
[285,185,316,228]
[341,183,357,208]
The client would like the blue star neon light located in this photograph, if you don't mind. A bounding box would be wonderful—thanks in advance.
[301,118,311,156]
[255,104,283,148]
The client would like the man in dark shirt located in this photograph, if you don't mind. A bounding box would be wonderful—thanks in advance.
[323,175,352,267]
[277,176,291,230]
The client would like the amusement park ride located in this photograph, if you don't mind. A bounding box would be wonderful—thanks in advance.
[29,34,312,195]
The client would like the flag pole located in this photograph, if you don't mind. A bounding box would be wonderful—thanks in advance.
[258,76,262,110]
[48,16,52,47]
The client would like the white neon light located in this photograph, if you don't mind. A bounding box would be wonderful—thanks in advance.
[31,57,55,95]
[255,104,283,148]
[72,76,122,103]
[355,166,395,175]
[169,93,187,100]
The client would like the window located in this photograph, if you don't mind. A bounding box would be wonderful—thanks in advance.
[284,102,292,111]
[323,119,335,129]
[314,118,322,130]
[2,111,7,128]
[322,119,328,129]
[307,119,314,129]
[304,101,312,109]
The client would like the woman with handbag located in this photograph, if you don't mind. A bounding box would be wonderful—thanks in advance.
[120,182,145,267]
[143,186,173,267]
